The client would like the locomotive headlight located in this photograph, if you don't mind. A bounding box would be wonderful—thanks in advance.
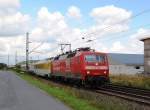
[87,71,90,74]
[104,71,106,74]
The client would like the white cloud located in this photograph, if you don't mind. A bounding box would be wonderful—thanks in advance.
[67,6,82,19]
[86,5,132,39]
[108,28,147,54]
[0,0,20,15]
[90,5,132,25]
[0,6,78,62]
[78,5,133,53]
[29,6,135,57]
[0,4,146,64]
[31,7,82,44]
[0,0,30,36]
[0,0,20,8]
[110,41,125,52]
[131,28,150,40]
[0,0,31,64]
[0,12,30,36]
[29,7,83,57]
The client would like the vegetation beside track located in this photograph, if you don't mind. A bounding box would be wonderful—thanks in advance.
[11,68,100,110]
[110,74,150,90]
[0,63,7,70]
[11,68,150,110]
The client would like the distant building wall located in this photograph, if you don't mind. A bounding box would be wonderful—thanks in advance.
[109,64,144,75]
[141,38,150,74]
[144,39,150,74]
[109,64,127,74]
[125,65,144,74]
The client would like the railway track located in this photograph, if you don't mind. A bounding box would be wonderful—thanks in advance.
[23,71,150,106]
[36,75,150,106]
[96,84,150,106]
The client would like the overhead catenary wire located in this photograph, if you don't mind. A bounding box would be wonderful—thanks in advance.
[70,8,150,44]
[29,42,44,54]
[30,44,60,57]
[29,38,62,55]
[29,8,150,54]
[115,0,120,4]
[87,23,150,42]
[26,7,150,58]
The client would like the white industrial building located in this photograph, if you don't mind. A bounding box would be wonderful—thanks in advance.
[108,53,144,75]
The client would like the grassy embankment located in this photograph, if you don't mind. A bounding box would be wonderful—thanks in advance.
[11,68,150,110]
[12,68,101,110]
[110,74,150,90]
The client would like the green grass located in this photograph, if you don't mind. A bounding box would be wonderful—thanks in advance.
[110,74,150,90]
[11,68,150,110]
[12,69,100,110]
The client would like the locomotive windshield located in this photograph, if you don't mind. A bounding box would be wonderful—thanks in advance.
[85,55,105,62]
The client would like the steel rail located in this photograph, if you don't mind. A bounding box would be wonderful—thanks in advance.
[96,84,150,106]
[105,84,150,96]
[25,71,150,106]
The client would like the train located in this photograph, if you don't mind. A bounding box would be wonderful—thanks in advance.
[28,47,109,86]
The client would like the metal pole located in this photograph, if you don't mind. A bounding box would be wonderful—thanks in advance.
[15,51,17,65]
[26,32,29,71]
[60,44,63,54]
[38,56,39,60]
[8,54,9,67]
[59,43,71,54]
[69,44,71,52]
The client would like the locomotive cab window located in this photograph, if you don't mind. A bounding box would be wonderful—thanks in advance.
[85,55,105,63]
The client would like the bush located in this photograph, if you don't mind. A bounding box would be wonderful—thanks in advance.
[0,63,7,69]
[110,74,150,90]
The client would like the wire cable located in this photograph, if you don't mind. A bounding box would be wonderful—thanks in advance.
[71,8,150,44]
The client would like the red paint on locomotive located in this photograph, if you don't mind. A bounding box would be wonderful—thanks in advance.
[51,48,109,84]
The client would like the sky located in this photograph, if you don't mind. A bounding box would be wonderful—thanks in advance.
[0,0,150,65]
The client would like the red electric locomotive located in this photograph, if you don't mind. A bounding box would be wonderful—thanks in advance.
[51,47,109,86]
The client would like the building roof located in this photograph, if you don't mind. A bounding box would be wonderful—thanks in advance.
[140,36,150,41]
[108,53,144,65]
[107,55,123,65]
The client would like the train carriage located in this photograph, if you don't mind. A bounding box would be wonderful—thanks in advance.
[52,47,109,85]
[27,47,109,86]
[30,60,52,77]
